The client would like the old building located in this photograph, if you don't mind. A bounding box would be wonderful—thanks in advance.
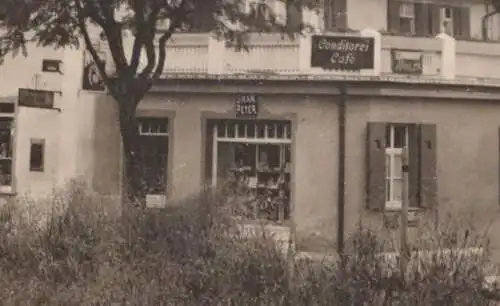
[2,0,500,257]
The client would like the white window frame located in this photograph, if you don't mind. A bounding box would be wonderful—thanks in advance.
[385,124,408,210]
[138,118,169,136]
[211,120,292,188]
[399,2,416,34]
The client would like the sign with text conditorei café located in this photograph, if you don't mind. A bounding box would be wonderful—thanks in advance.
[235,94,258,118]
[310,35,375,71]
[391,49,423,75]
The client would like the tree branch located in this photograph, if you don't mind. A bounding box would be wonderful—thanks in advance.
[129,0,147,73]
[138,5,161,78]
[75,0,113,93]
[151,10,186,80]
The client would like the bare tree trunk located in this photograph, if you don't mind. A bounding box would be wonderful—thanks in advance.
[118,96,146,211]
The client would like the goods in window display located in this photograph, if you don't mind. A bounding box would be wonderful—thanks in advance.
[225,144,291,223]
[212,119,292,223]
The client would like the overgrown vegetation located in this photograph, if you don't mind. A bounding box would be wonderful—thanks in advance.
[0,182,499,305]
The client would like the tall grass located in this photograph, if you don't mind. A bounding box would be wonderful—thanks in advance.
[0,182,498,305]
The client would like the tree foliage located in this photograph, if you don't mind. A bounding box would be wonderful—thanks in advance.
[0,0,318,204]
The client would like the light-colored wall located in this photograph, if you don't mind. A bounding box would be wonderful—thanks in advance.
[0,43,64,95]
[93,93,339,241]
[347,0,386,31]
[0,42,95,199]
[345,95,500,261]
[92,89,500,259]
[15,107,60,198]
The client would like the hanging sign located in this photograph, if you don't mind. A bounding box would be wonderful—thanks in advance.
[18,88,54,109]
[310,35,375,71]
[235,94,258,118]
[391,49,424,75]
[82,48,106,92]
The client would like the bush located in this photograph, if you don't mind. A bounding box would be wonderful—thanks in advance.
[0,182,499,305]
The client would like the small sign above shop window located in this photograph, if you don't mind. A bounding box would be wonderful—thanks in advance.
[391,49,423,75]
[310,35,374,71]
[235,94,259,118]
[18,88,55,109]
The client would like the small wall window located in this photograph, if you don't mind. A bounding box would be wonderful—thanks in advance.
[29,139,45,172]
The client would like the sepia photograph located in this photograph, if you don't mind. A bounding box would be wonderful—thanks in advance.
[0,0,500,304]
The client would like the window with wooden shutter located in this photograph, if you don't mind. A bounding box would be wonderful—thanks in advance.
[387,1,469,38]
[399,2,416,34]
[452,6,471,39]
[366,122,437,211]
[414,3,430,36]
[387,0,401,33]
[418,124,437,208]
[324,0,347,31]
[367,122,387,211]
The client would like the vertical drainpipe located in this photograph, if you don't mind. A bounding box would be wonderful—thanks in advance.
[337,85,347,253]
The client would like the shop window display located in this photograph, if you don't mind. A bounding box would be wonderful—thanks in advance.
[211,120,292,224]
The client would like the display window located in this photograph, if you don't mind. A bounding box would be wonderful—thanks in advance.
[208,119,292,223]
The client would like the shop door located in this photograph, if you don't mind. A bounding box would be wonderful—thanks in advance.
[137,135,168,197]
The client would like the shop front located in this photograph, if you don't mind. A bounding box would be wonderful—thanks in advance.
[91,79,340,248]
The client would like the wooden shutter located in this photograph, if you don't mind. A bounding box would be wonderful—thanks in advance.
[366,122,386,211]
[452,7,461,37]
[453,7,470,38]
[429,4,441,36]
[415,3,430,36]
[335,0,347,30]
[286,1,302,32]
[204,120,214,184]
[419,124,437,208]
[324,0,347,31]
[408,124,419,208]
[387,0,400,33]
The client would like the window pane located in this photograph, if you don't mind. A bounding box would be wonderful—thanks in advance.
[385,124,391,148]
[400,18,414,34]
[394,125,406,148]
[386,178,391,202]
[29,141,44,172]
[257,123,266,138]
[385,154,390,178]
[138,136,169,194]
[399,3,415,16]
[393,179,403,201]
[213,133,292,223]
[227,121,236,138]
[247,122,256,138]
[267,124,275,138]
[393,155,403,178]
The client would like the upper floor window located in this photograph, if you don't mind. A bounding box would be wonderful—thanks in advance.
[388,0,470,39]
[324,0,347,31]
[399,3,416,35]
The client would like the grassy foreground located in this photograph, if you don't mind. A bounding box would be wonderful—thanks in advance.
[0,182,498,305]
